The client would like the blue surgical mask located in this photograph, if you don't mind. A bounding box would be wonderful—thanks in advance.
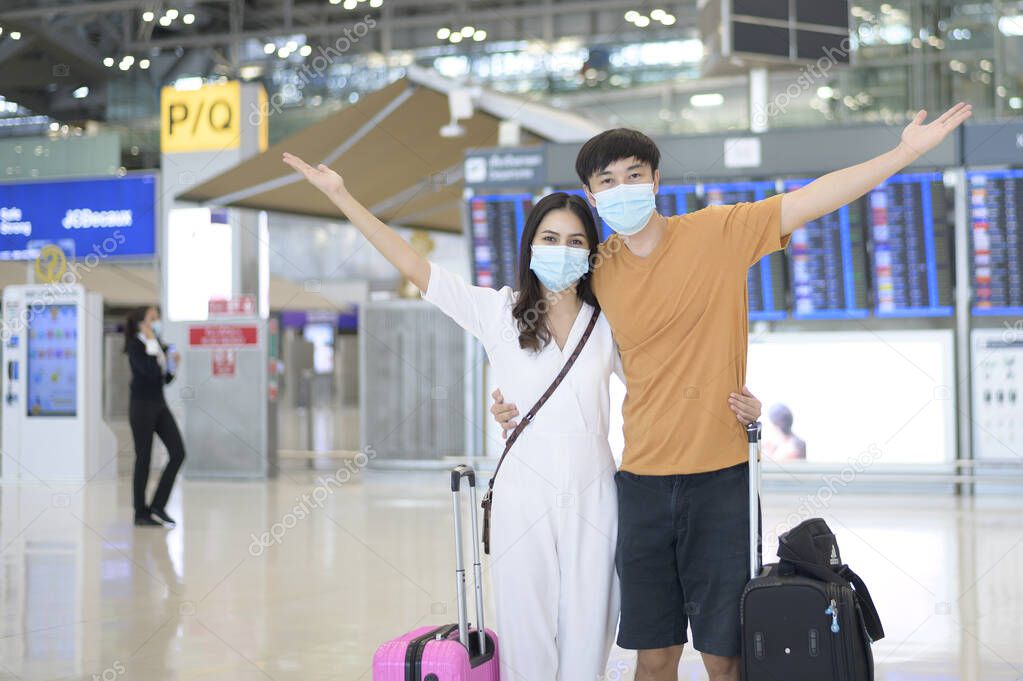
[594,182,656,236]
[529,245,590,293]
[150,320,163,337]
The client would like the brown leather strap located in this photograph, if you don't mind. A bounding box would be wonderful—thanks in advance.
[488,307,601,489]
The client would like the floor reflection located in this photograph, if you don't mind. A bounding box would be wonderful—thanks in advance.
[0,472,1018,680]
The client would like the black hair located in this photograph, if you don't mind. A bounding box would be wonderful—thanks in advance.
[769,403,795,435]
[512,193,600,352]
[123,305,157,352]
[575,128,661,188]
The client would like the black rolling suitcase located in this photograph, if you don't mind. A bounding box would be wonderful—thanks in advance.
[740,422,885,681]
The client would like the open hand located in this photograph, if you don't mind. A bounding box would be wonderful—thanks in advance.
[282,152,345,196]
[899,102,972,159]
[728,386,762,424]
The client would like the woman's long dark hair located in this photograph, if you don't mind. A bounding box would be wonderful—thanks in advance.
[123,305,154,352]
[512,192,601,352]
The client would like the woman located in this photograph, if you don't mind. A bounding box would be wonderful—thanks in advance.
[282,152,760,680]
[124,306,185,528]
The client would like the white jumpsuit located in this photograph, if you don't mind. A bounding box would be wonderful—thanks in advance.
[423,263,620,681]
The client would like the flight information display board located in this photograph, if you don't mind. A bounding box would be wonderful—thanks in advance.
[702,181,788,321]
[867,172,954,317]
[468,194,532,289]
[27,304,78,417]
[784,179,871,319]
[968,169,1023,315]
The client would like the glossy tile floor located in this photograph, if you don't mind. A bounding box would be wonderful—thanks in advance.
[1,467,1020,681]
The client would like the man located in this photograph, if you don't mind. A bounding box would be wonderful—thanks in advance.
[491,103,971,681]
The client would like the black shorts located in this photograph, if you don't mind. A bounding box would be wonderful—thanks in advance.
[614,462,758,657]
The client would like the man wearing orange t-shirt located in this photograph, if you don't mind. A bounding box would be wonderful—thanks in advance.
[492,103,971,681]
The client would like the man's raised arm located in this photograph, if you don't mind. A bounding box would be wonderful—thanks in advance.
[780,102,972,236]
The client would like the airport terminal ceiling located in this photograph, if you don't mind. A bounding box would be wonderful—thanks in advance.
[0,0,1020,169]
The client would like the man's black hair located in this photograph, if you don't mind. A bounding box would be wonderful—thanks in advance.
[575,128,661,187]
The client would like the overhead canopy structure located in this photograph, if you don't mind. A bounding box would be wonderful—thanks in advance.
[178,69,603,232]
[0,263,160,307]
[0,264,341,312]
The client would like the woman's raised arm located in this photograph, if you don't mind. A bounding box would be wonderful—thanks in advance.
[282,152,431,291]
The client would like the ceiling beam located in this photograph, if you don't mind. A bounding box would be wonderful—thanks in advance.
[0,0,229,21]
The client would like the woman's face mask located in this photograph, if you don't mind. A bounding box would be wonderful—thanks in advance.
[593,182,656,236]
[150,319,163,337]
[529,245,590,293]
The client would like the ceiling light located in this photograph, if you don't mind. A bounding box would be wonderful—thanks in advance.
[165,8,179,19]
[369,0,382,6]
[634,16,650,27]
[285,40,298,51]
[450,32,463,43]
[437,27,451,39]
[142,10,155,21]
[103,57,115,67]
[263,42,275,54]
[277,47,290,58]
[158,15,171,26]
[625,10,640,22]
[119,61,130,71]
[299,45,312,56]
[10,31,21,40]
[72,86,89,99]
[816,86,834,98]
[343,0,357,8]
[49,122,59,131]
[998,15,1023,36]
[473,30,487,41]
[173,76,203,90]
[183,13,195,25]
[690,93,724,107]
[461,26,475,37]
[661,14,676,25]
[1009,97,1022,109]
[329,0,341,4]
[239,64,263,80]
[139,58,150,69]
[122,55,135,66]
[650,9,666,20]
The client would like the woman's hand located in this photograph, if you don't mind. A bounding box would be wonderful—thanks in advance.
[490,389,519,440]
[282,152,345,197]
[171,351,181,364]
[728,386,761,424]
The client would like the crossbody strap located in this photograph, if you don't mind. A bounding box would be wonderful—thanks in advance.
[488,307,601,489]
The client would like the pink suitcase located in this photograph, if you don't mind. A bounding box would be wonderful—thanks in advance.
[373,465,500,680]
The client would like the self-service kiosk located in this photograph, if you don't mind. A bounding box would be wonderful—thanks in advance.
[1,284,117,482]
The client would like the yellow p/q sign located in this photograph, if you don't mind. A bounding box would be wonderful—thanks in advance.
[34,244,67,284]
[160,81,241,153]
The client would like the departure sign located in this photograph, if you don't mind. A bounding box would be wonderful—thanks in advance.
[784,179,870,319]
[867,172,954,317]
[969,169,1023,315]
[702,181,787,321]
[469,194,532,289]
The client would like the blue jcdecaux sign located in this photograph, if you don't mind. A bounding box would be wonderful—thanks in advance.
[0,174,157,261]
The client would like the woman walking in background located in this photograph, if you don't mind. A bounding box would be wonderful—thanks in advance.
[124,306,185,528]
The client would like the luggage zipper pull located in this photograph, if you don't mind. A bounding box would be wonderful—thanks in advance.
[824,599,840,633]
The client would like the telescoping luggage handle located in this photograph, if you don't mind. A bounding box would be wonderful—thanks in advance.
[747,421,763,580]
[450,465,486,653]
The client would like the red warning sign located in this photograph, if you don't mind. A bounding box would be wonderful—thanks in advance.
[188,324,258,347]
[211,349,236,377]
